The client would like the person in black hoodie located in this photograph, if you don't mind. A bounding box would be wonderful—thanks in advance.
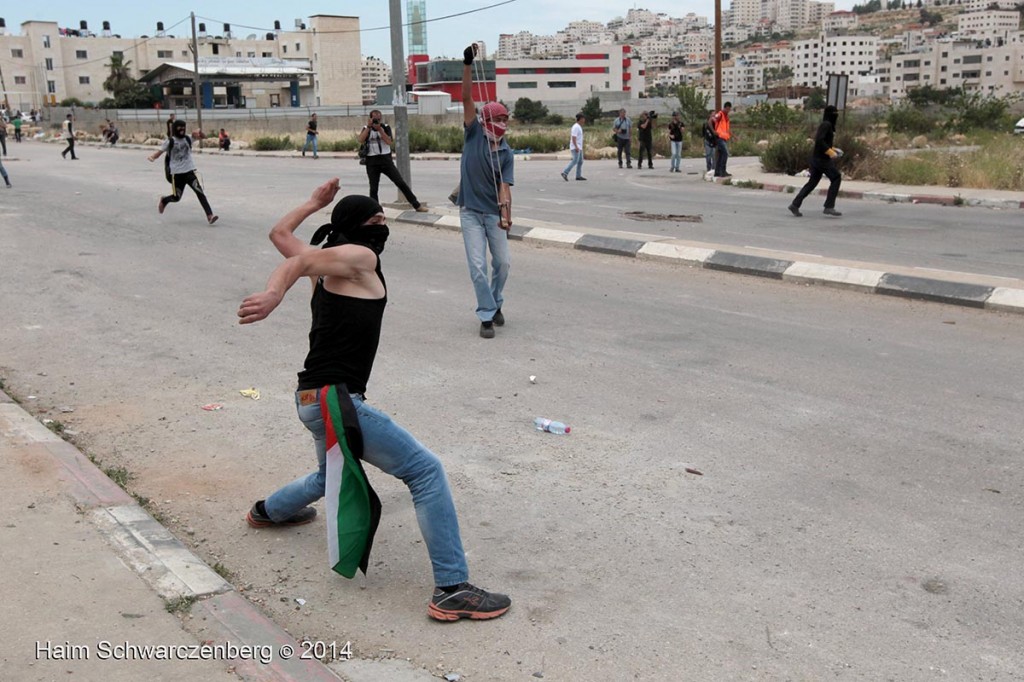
[789,105,843,217]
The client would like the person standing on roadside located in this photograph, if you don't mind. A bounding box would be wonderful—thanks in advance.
[302,113,319,158]
[709,102,732,178]
[148,119,218,224]
[560,113,586,182]
[237,178,512,622]
[0,120,7,156]
[0,155,11,188]
[636,111,655,170]
[61,114,78,160]
[788,105,844,218]
[13,113,23,143]
[612,108,632,169]
[668,112,685,173]
[458,43,514,339]
[358,109,428,212]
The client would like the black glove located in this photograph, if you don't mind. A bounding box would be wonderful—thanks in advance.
[463,45,476,65]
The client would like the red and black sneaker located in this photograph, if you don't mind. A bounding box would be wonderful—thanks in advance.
[428,583,511,621]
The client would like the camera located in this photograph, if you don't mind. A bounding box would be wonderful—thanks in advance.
[649,111,658,119]
[371,118,381,126]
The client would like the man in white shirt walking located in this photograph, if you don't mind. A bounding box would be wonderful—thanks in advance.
[560,113,587,182]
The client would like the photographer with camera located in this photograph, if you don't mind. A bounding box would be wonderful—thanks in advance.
[611,108,632,169]
[637,110,656,170]
[358,110,428,213]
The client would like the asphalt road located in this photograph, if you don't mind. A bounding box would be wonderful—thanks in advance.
[1,144,1022,680]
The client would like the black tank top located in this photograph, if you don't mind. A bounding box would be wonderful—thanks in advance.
[297,267,387,394]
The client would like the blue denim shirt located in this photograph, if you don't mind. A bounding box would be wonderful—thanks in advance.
[457,118,514,216]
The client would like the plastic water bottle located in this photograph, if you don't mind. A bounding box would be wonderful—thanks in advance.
[534,417,570,435]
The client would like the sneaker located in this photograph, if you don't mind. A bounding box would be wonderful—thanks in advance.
[302,151,306,157]
[787,204,802,217]
[428,583,511,621]
[576,177,587,181]
[618,163,623,168]
[415,205,429,213]
[560,172,568,182]
[246,500,317,528]
[492,309,505,327]
[158,198,165,215]
[823,208,842,217]
[626,164,632,169]
[207,214,219,225]
[479,321,495,339]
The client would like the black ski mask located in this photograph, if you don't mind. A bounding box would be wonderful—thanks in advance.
[823,105,839,127]
[310,195,388,254]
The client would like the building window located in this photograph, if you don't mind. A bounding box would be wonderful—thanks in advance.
[212,44,219,55]
[248,51,256,58]
[47,80,56,93]
[79,76,90,84]
[262,52,272,58]
[158,50,173,58]
[548,81,576,88]
[236,51,242,57]
[113,51,123,59]
[76,50,87,59]
[43,35,51,48]
[11,49,24,58]
[14,76,27,84]
[283,45,287,53]
[296,43,301,52]
[45,58,54,71]
[508,82,537,89]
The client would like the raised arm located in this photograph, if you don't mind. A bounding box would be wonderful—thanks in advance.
[462,44,478,126]
[269,178,341,259]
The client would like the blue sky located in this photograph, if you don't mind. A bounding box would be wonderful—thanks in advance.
[3,1,855,61]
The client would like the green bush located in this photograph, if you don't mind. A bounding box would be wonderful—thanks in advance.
[760,132,813,174]
[60,97,86,107]
[886,105,934,135]
[506,131,564,153]
[544,113,565,126]
[323,138,360,152]
[407,126,464,153]
[875,155,946,185]
[944,92,1009,134]
[250,135,293,151]
[743,101,805,130]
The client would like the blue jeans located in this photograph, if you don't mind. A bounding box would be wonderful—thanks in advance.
[670,141,682,171]
[302,133,318,156]
[460,208,510,322]
[562,149,583,179]
[714,138,729,176]
[703,140,714,172]
[264,390,469,587]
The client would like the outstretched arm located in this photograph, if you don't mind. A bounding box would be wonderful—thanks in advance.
[462,44,478,126]
[269,178,341,259]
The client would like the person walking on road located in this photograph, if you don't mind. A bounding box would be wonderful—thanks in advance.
[61,114,78,160]
[788,105,844,218]
[148,119,218,224]
[302,113,319,158]
[358,109,428,212]
[0,120,7,156]
[0,155,11,188]
[709,102,732,178]
[668,112,685,173]
[701,118,716,174]
[560,113,586,181]
[237,178,512,622]
[13,113,23,143]
[612,108,632,169]
[636,111,655,170]
[457,43,515,339]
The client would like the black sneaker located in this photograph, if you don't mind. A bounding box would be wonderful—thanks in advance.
[576,177,587,181]
[429,583,511,621]
[560,172,568,182]
[480,321,495,339]
[246,500,316,528]
[492,309,505,326]
[788,204,803,217]
[823,208,842,217]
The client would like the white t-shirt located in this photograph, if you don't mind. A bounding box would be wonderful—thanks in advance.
[569,122,583,151]
[363,125,392,157]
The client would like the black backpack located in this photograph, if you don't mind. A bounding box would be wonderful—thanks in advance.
[702,121,718,145]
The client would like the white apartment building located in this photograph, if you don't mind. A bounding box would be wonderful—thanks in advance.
[963,0,1018,10]
[792,34,878,91]
[0,16,361,110]
[495,45,645,102]
[887,33,1024,99]
[680,32,715,63]
[724,25,754,44]
[729,0,765,27]
[361,56,390,105]
[957,11,1020,36]
[807,2,837,26]
[722,60,766,94]
[565,21,607,42]
[823,11,860,33]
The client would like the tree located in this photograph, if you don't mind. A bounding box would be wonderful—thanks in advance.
[805,88,827,110]
[581,95,602,123]
[675,84,711,128]
[103,54,157,108]
[512,97,548,123]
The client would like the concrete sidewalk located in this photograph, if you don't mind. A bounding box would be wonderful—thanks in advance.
[0,388,394,682]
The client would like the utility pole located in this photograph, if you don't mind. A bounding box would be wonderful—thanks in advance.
[190,12,204,138]
[389,0,412,204]
[714,0,722,112]
[0,60,9,111]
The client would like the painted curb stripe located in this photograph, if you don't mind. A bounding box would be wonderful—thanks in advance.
[522,227,584,245]
[575,234,646,257]
[876,273,994,308]
[637,242,715,264]
[986,287,1024,312]
[705,252,794,279]
[782,262,885,291]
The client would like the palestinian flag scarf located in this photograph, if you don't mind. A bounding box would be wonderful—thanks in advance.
[322,385,382,578]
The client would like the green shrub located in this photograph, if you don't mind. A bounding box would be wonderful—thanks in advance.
[886,105,934,135]
[60,97,86,107]
[407,126,464,153]
[250,135,293,151]
[760,132,813,174]
[544,113,565,126]
[506,131,563,153]
[743,101,804,130]
[875,155,946,185]
[324,138,360,152]
[944,92,1009,134]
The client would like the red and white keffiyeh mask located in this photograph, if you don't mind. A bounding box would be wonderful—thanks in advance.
[480,102,509,142]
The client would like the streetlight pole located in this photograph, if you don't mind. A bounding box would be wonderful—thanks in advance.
[389,0,412,205]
